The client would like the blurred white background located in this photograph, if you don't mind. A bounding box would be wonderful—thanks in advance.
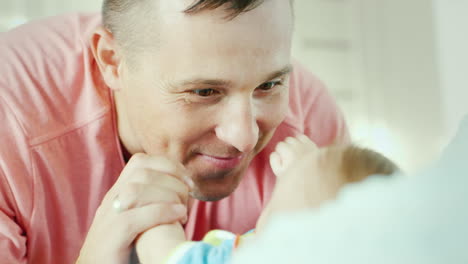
[1,0,467,173]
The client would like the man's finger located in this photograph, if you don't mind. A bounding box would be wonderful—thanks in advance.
[115,184,186,211]
[129,169,190,196]
[118,154,194,188]
[119,203,187,240]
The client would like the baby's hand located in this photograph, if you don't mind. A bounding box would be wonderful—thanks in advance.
[269,134,319,177]
[257,135,347,231]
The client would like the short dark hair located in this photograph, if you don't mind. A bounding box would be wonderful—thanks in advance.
[102,0,265,34]
[341,145,400,183]
[184,0,265,18]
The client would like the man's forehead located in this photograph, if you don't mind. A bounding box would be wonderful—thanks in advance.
[126,0,293,82]
[157,2,293,46]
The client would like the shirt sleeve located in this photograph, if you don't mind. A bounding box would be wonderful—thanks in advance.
[0,95,31,263]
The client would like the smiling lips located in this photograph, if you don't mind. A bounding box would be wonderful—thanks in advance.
[199,153,244,170]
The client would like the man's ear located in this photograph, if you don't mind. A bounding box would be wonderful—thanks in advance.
[90,26,123,91]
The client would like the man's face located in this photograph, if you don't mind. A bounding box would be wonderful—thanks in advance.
[116,0,293,201]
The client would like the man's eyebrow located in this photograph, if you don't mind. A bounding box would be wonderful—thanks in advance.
[180,78,232,87]
[264,64,293,82]
[178,64,294,87]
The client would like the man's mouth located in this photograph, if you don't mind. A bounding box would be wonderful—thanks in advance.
[198,153,245,170]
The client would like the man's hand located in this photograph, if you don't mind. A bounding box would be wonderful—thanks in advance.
[76,154,193,264]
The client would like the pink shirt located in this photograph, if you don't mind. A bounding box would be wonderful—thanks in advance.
[0,14,348,264]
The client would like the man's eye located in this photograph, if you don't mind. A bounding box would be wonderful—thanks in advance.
[257,81,283,91]
[192,89,218,97]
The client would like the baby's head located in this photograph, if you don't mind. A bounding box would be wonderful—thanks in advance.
[338,144,399,183]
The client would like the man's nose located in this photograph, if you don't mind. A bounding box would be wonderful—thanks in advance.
[215,100,259,153]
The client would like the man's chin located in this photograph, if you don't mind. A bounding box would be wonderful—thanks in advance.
[189,176,242,202]
[190,190,231,202]
[187,166,246,201]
